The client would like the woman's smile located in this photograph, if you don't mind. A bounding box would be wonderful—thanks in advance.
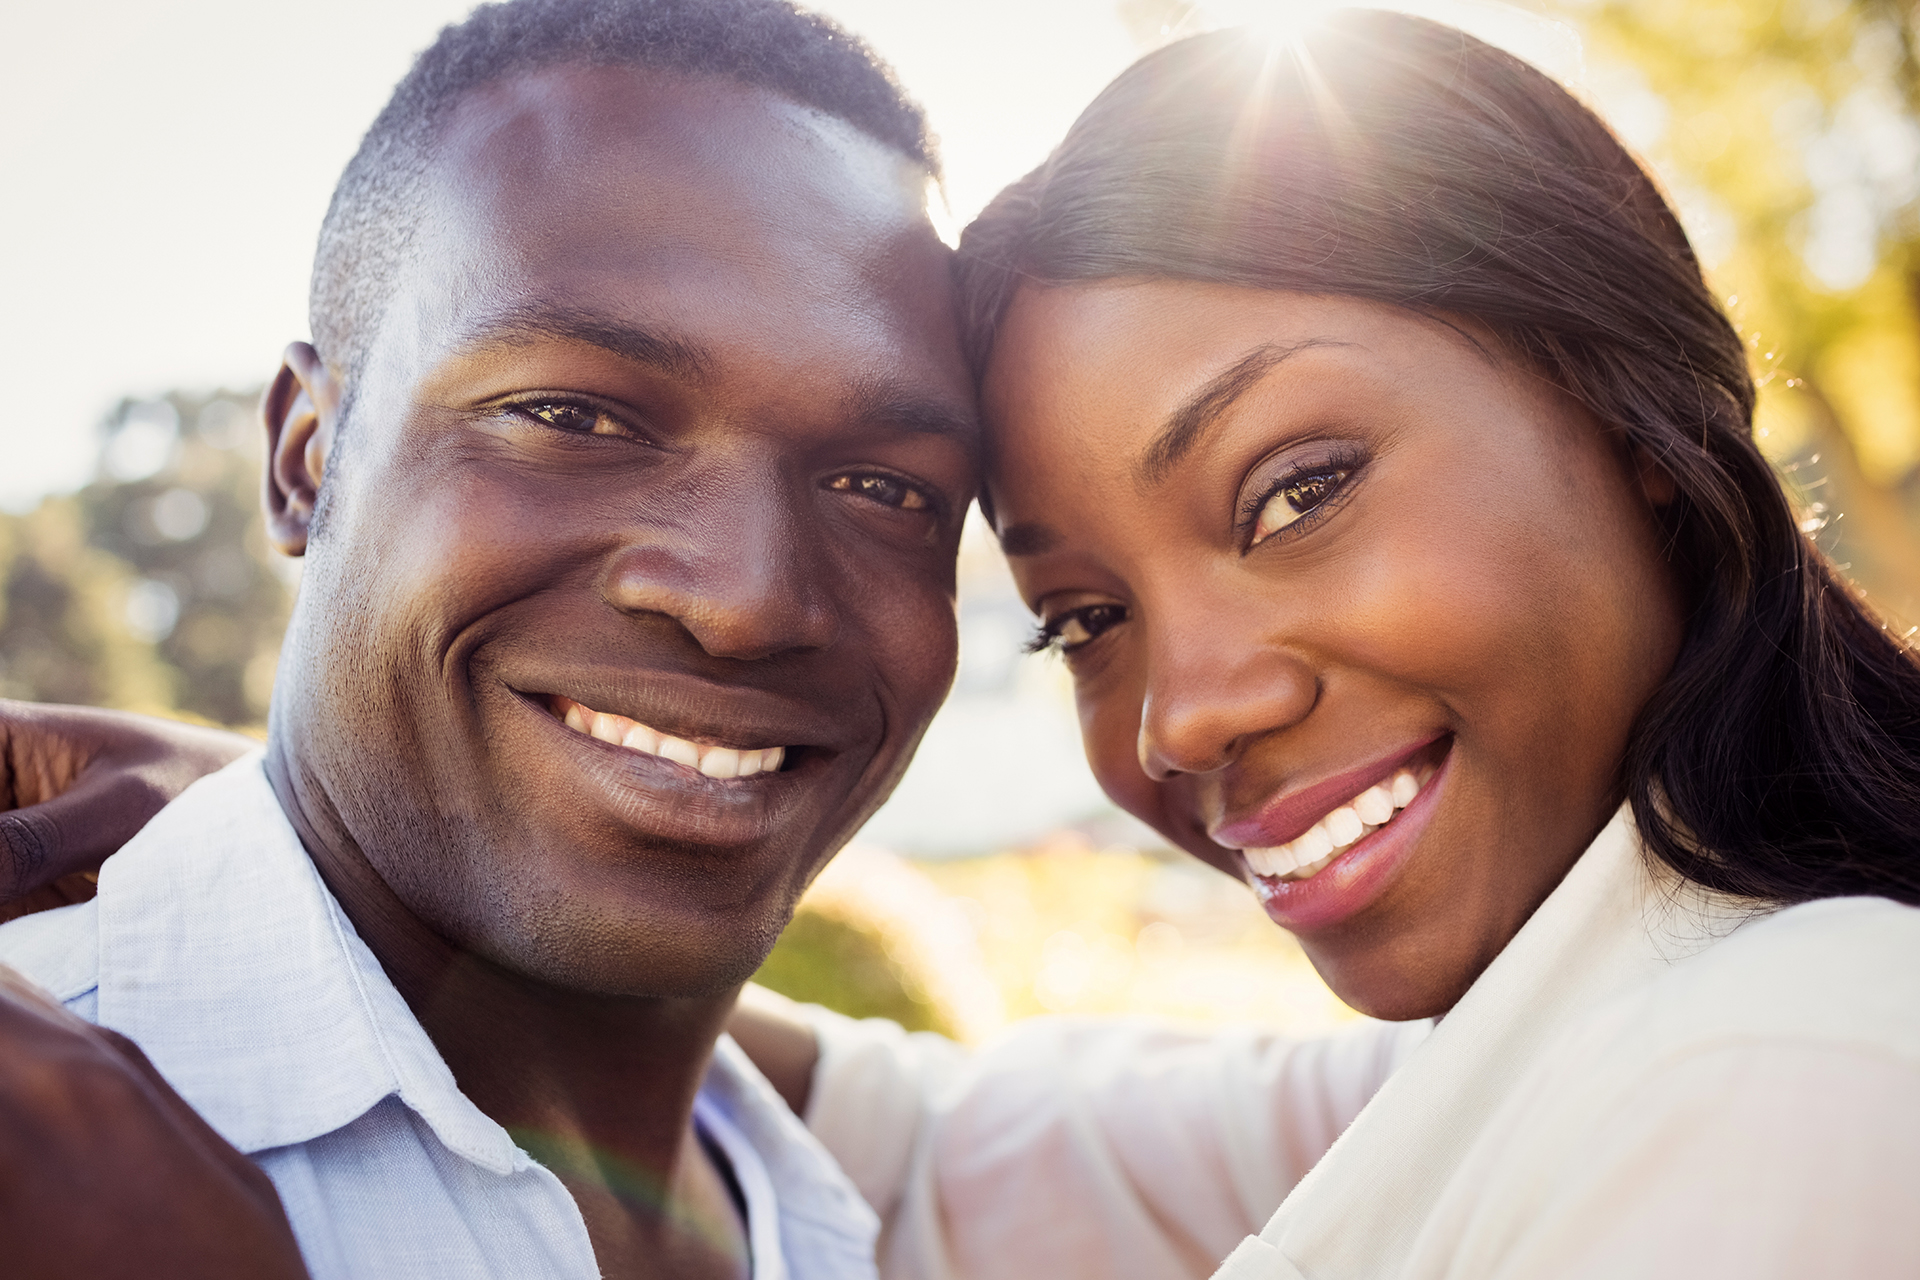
[985,283,1688,1019]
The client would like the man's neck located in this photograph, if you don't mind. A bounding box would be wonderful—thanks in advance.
[264,742,752,1280]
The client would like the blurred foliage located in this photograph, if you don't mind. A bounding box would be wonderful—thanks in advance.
[753,905,954,1034]
[0,391,292,728]
[1544,0,1920,618]
[0,498,175,711]
[757,840,1355,1042]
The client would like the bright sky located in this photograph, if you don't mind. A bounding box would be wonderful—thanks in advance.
[0,0,1144,510]
[0,0,1582,511]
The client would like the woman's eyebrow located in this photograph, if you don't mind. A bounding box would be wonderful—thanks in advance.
[998,522,1059,557]
[1134,338,1352,489]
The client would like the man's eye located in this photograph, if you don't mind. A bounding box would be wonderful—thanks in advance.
[518,401,634,439]
[1028,603,1129,655]
[827,473,932,511]
[1251,466,1353,546]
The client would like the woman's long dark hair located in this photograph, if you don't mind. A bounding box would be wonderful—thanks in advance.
[956,10,1920,906]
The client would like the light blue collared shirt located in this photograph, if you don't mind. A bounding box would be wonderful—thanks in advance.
[0,753,880,1280]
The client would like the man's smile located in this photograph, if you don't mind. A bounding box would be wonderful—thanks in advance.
[550,694,787,780]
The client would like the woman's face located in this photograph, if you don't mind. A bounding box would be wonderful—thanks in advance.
[984,284,1686,1019]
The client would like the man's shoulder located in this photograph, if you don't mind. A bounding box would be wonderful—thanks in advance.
[0,897,101,1009]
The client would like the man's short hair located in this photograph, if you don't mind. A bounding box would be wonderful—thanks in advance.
[311,0,935,390]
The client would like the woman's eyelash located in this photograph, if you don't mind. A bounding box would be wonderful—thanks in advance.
[1026,603,1129,655]
[1238,446,1369,538]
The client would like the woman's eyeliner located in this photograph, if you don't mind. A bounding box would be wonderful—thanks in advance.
[1241,446,1367,550]
[1029,449,1367,658]
[1028,603,1129,656]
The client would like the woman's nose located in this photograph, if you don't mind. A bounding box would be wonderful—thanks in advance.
[1136,608,1318,780]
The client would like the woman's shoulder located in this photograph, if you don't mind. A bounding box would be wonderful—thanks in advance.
[1522,892,1920,1111]
[1419,898,1920,1278]
[1645,894,1920,1055]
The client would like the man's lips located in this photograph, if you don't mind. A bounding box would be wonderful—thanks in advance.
[548,694,787,780]
[501,682,843,852]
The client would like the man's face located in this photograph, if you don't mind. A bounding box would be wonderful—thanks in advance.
[273,66,976,997]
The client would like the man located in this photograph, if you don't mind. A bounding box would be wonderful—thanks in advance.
[0,0,977,1275]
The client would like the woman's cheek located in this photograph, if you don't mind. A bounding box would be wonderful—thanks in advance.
[1076,678,1163,830]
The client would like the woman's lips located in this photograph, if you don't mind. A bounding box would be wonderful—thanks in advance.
[1212,736,1453,933]
[1240,756,1438,880]
[1211,735,1447,851]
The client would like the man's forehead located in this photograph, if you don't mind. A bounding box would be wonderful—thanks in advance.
[433,63,928,250]
[372,63,965,394]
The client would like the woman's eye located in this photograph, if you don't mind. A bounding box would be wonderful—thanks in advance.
[518,401,634,439]
[1030,603,1129,655]
[827,473,932,511]
[1251,466,1353,546]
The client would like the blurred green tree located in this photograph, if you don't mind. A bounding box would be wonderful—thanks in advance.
[0,390,292,727]
[1541,0,1920,616]
[753,906,953,1033]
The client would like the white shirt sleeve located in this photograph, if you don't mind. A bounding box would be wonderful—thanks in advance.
[1420,1040,1920,1280]
[800,1007,1429,1280]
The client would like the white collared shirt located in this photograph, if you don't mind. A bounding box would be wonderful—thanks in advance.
[800,810,1920,1279]
[0,753,881,1280]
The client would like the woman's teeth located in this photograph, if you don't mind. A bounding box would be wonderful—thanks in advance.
[553,696,785,779]
[1241,763,1435,883]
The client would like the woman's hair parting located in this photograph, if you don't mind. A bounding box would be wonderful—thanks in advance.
[956,9,1920,906]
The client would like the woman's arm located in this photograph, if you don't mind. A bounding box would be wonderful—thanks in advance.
[0,701,252,919]
[727,984,820,1115]
[732,985,1428,1280]
[0,966,311,1279]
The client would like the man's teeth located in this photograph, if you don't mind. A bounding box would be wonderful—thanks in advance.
[557,698,784,779]
[1242,763,1435,883]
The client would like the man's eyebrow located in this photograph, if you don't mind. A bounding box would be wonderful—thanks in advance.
[1135,338,1352,489]
[467,305,715,382]
[844,379,980,440]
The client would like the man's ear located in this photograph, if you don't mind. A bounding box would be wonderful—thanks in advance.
[262,342,341,557]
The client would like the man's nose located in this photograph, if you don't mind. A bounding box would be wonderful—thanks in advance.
[1136,603,1318,781]
[600,473,839,661]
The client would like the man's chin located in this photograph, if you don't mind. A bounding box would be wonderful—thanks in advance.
[447,884,797,1002]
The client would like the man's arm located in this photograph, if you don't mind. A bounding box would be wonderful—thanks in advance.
[0,700,252,918]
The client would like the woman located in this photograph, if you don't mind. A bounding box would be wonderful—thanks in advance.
[7,10,1920,1278]
[762,10,1920,1278]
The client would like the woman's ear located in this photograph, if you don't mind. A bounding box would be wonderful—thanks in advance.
[262,342,341,557]
[1630,443,1678,509]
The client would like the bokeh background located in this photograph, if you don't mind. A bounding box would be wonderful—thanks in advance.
[6,0,1919,1040]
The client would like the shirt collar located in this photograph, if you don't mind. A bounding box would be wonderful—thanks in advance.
[91,751,883,1276]
[94,751,544,1172]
